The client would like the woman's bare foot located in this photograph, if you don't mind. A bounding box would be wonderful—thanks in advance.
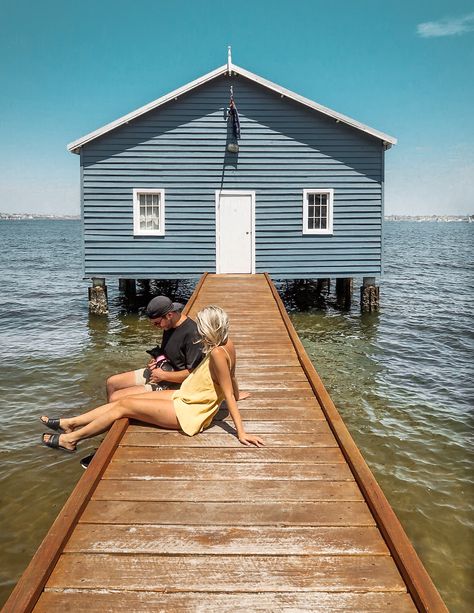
[42,432,76,452]
[40,416,74,433]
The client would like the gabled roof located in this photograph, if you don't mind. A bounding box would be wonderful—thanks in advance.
[67,63,397,153]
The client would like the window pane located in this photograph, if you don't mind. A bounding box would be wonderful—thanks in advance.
[138,192,161,231]
[139,194,147,230]
[306,192,330,231]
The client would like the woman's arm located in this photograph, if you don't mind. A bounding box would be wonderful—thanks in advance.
[210,349,264,447]
[231,371,251,401]
[231,373,240,400]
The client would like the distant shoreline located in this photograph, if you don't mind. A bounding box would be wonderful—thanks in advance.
[1,213,472,223]
[385,215,473,222]
[0,214,80,220]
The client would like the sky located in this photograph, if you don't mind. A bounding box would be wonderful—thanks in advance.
[0,0,473,216]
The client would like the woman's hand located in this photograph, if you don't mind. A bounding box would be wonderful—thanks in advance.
[238,432,265,447]
[238,391,251,401]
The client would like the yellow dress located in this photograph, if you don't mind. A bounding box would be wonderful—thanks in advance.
[172,354,225,436]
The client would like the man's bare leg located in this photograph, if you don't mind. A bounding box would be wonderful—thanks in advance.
[109,385,150,401]
[106,370,140,401]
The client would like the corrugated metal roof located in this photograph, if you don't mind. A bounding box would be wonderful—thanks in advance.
[67,63,397,153]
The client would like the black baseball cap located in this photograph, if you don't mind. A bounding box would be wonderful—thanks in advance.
[146,296,183,319]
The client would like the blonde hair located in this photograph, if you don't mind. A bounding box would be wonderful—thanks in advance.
[195,305,229,355]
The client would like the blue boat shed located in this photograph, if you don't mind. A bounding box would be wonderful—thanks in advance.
[68,53,396,311]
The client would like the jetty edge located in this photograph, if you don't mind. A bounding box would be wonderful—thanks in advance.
[3,272,447,612]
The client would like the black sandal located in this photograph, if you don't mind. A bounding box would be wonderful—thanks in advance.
[40,417,64,433]
[41,433,76,453]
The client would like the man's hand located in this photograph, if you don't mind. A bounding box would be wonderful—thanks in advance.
[149,368,166,383]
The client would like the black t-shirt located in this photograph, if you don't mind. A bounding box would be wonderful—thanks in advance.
[148,317,203,371]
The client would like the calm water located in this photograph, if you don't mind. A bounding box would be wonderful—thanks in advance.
[0,220,472,610]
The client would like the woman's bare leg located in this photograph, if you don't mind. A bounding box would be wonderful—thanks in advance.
[41,389,174,432]
[42,392,179,451]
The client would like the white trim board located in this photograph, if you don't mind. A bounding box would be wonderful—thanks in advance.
[68,63,397,153]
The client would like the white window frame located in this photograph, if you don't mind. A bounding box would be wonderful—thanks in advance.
[133,188,165,236]
[302,188,334,235]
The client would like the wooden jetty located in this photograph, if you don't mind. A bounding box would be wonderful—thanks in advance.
[4,274,447,612]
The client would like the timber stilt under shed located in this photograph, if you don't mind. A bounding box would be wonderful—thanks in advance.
[4,274,446,612]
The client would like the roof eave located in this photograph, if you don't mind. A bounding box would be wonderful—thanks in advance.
[232,64,397,146]
[68,61,397,154]
[67,64,229,153]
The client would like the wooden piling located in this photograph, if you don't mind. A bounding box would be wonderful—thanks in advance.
[137,279,151,295]
[360,277,380,312]
[336,278,353,309]
[88,278,108,315]
[317,278,331,295]
[119,278,136,300]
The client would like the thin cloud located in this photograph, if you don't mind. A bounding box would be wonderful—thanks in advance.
[417,12,474,37]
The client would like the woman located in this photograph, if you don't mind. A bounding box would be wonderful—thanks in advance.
[41,306,264,450]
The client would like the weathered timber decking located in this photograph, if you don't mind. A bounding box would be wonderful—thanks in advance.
[4,274,447,612]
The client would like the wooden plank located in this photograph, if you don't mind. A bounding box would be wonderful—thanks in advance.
[219,381,314,390]
[80,500,375,526]
[129,420,333,434]
[264,273,448,612]
[35,591,417,612]
[229,390,316,398]
[45,553,406,592]
[221,386,318,396]
[221,398,322,408]
[102,460,354,481]
[92,479,365,502]
[235,365,304,373]
[131,406,326,421]
[113,446,345,463]
[213,408,326,420]
[65,524,390,555]
[233,373,310,381]
[121,431,339,447]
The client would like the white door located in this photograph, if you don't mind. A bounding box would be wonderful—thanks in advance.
[216,191,255,273]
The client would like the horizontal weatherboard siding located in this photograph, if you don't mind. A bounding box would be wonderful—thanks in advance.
[81,75,384,278]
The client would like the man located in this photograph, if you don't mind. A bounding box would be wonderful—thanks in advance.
[106,295,203,401]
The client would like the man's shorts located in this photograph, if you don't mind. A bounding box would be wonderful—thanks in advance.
[134,368,176,392]
[134,368,156,392]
